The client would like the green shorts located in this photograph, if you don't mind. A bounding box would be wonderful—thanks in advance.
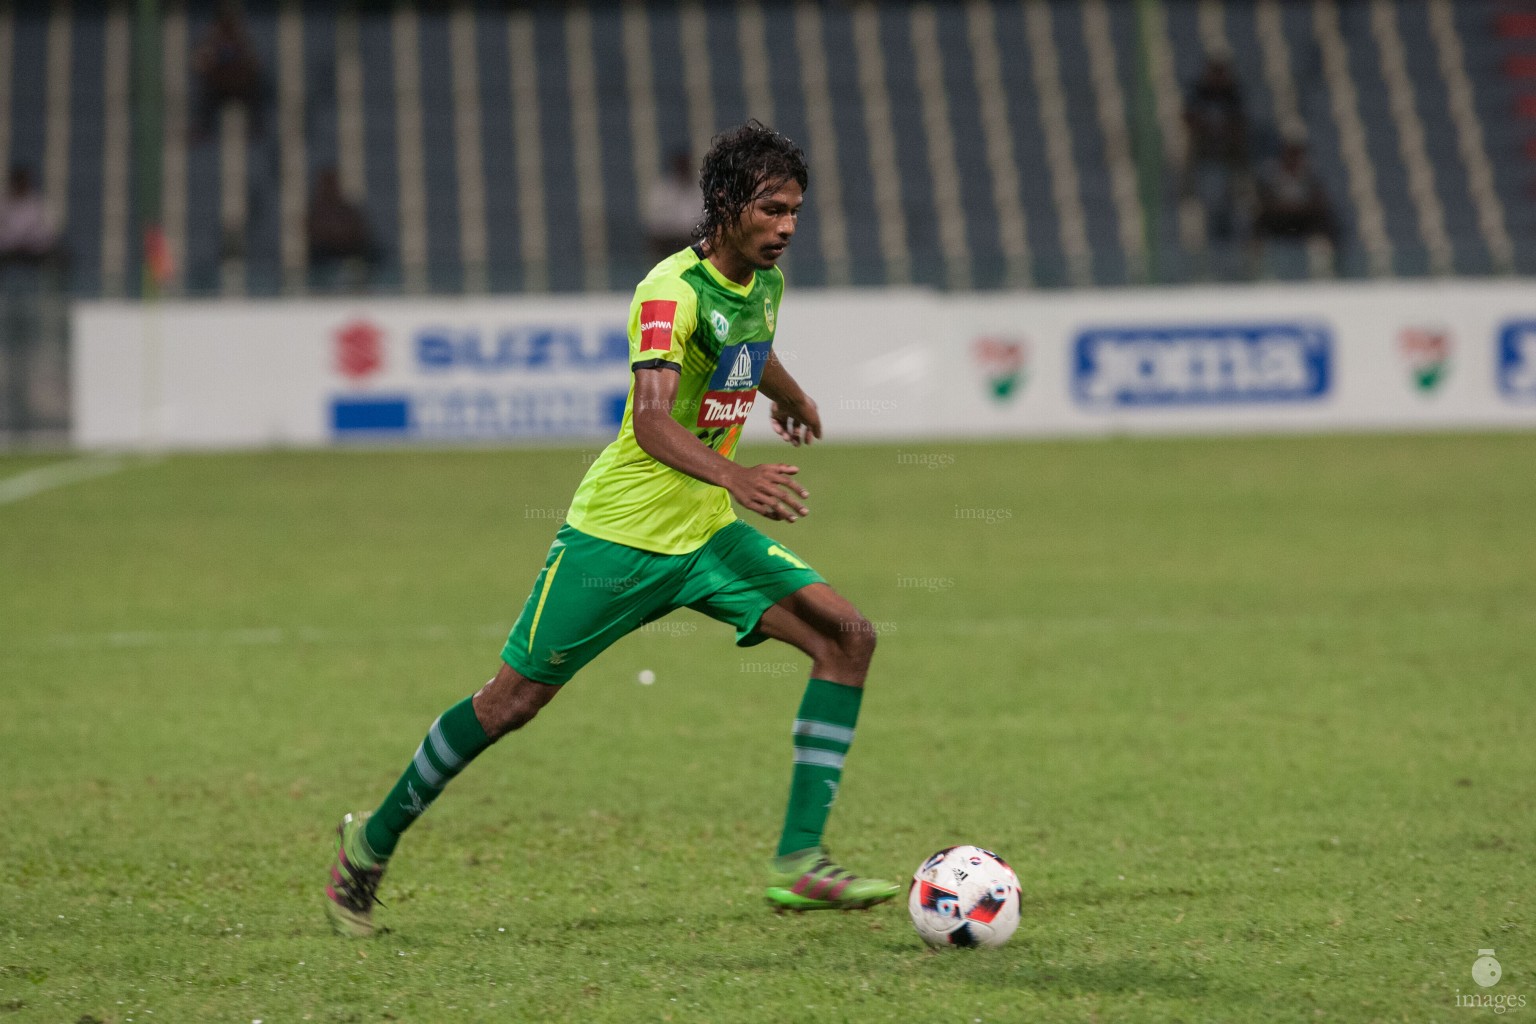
[501,520,825,685]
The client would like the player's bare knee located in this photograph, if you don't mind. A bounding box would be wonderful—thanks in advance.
[473,667,554,740]
[501,693,544,734]
[837,614,878,668]
[478,691,542,740]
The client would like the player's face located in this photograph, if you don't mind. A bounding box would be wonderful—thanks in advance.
[731,179,803,270]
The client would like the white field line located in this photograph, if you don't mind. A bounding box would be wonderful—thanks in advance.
[0,456,136,506]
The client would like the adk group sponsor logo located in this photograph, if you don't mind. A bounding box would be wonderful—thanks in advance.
[1497,321,1536,402]
[1072,322,1332,408]
[708,342,772,391]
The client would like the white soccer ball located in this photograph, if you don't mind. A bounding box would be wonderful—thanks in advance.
[907,845,1021,949]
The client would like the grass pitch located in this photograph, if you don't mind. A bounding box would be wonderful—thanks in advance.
[2,434,1533,1023]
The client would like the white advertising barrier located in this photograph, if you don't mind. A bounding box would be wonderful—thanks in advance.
[73,280,1536,449]
[935,280,1536,436]
[71,290,947,448]
[74,296,635,448]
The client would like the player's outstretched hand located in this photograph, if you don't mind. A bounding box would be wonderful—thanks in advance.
[729,463,810,523]
[770,398,822,448]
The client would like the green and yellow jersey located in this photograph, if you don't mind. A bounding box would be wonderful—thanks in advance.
[566,246,784,555]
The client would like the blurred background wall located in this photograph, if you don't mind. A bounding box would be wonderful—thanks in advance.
[2,0,1535,445]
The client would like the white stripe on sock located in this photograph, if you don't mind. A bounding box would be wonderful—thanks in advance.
[793,747,846,770]
[427,717,465,772]
[412,742,446,788]
[793,719,855,746]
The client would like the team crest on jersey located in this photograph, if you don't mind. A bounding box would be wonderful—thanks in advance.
[709,342,771,390]
[709,309,731,342]
[764,297,776,333]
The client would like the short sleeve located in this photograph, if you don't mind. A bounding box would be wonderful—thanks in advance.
[629,278,698,373]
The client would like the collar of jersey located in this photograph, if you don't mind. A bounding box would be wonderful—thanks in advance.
[695,252,756,296]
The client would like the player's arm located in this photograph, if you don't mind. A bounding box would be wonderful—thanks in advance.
[760,351,822,448]
[632,367,809,522]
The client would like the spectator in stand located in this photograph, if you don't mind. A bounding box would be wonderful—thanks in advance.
[0,164,64,436]
[307,167,380,291]
[193,2,265,140]
[1251,138,1341,274]
[643,150,704,263]
[0,165,61,270]
[1182,54,1250,251]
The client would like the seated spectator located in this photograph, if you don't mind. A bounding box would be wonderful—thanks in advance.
[1253,139,1339,251]
[643,150,703,263]
[0,165,62,270]
[1182,55,1250,244]
[307,167,380,291]
[1248,139,1341,278]
[193,2,265,140]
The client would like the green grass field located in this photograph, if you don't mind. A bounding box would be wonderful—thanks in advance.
[2,434,1532,1023]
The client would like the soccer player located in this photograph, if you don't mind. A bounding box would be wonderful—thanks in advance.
[324,122,899,937]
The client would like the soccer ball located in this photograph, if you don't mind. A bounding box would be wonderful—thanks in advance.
[907,845,1021,949]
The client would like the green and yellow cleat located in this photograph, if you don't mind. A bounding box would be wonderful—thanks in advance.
[764,847,901,912]
[324,812,387,938]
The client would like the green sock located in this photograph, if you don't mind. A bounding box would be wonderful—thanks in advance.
[355,696,492,864]
[776,678,863,858]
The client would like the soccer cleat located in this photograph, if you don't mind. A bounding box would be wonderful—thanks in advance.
[764,847,901,912]
[324,812,387,938]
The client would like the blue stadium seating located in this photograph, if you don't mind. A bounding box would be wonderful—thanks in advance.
[2,0,1531,296]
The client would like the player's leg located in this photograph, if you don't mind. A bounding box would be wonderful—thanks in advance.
[354,664,560,862]
[322,666,552,939]
[325,664,558,937]
[680,523,895,910]
[753,581,876,685]
[752,584,874,858]
[327,525,675,936]
[751,585,897,910]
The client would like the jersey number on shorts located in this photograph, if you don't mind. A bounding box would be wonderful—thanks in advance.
[767,544,808,569]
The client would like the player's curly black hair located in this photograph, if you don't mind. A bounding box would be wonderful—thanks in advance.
[694,120,809,244]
